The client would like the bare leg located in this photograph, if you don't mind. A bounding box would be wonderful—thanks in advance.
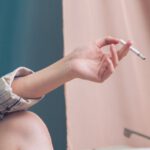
[0,111,53,150]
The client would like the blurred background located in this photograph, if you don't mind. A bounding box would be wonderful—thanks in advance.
[0,0,66,150]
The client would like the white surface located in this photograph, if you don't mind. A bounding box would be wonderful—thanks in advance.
[94,146,150,150]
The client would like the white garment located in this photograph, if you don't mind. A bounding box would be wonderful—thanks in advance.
[0,67,43,119]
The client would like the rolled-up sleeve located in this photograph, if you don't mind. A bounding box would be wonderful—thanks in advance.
[0,67,44,115]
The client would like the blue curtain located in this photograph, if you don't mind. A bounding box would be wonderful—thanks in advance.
[0,0,66,149]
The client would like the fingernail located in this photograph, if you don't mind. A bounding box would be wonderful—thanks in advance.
[127,40,133,45]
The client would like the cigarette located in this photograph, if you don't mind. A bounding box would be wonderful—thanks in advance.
[119,39,146,60]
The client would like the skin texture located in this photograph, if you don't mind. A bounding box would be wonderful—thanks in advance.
[1,36,132,149]
[0,111,53,150]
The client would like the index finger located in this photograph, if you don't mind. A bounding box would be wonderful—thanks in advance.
[117,40,132,60]
[96,36,119,48]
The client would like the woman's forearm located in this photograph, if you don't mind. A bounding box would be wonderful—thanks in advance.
[12,54,76,99]
[12,37,132,99]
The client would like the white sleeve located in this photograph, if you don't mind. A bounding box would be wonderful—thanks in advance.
[0,67,44,114]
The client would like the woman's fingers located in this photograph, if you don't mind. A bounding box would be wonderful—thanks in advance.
[98,55,107,81]
[105,57,115,73]
[96,38,132,82]
[96,36,119,48]
[110,44,119,68]
[98,55,114,82]
[101,57,114,82]
[117,40,132,60]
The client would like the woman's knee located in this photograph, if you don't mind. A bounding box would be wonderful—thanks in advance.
[0,111,47,133]
[0,111,53,150]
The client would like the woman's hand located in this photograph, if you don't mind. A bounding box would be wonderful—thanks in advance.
[11,36,132,99]
[70,36,132,82]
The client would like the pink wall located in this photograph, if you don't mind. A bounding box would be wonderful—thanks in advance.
[63,0,150,149]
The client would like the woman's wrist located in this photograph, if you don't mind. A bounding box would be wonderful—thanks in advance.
[64,51,79,79]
